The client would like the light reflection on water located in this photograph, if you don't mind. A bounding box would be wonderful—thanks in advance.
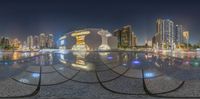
[156,51,200,68]
[0,51,199,67]
[0,51,39,61]
[0,51,200,80]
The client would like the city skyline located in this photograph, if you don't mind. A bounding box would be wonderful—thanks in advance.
[0,0,200,44]
[0,1,200,98]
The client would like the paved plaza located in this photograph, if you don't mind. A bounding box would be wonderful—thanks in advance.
[0,51,200,99]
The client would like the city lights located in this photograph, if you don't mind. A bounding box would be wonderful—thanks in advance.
[144,72,155,78]
[195,62,199,65]
[4,62,8,65]
[132,60,140,64]
[0,1,200,98]
[32,73,40,78]
[107,56,113,60]
[19,78,29,83]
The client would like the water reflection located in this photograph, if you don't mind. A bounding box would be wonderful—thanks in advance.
[0,51,39,61]
[72,51,95,71]
[1,50,200,83]
[99,52,120,64]
[121,53,128,66]
[33,53,55,66]
[57,51,95,71]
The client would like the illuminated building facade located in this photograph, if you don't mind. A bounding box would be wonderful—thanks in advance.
[27,35,33,50]
[59,35,67,50]
[175,25,183,45]
[47,34,54,48]
[153,19,163,49]
[39,33,46,48]
[145,40,152,47]
[163,19,175,50]
[97,30,111,51]
[183,31,190,48]
[10,38,21,49]
[0,37,10,49]
[183,31,189,43]
[39,33,54,49]
[58,28,117,51]
[153,18,190,50]
[153,19,175,50]
[33,36,40,49]
[71,30,90,51]
[113,25,136,49]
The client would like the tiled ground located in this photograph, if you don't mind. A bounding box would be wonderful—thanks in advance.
[0,51,200,99]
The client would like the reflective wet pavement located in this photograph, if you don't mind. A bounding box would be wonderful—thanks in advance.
[0,51,200,99]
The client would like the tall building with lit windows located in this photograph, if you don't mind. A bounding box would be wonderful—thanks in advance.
[175,25,183,45]
[155,18,162,45]
[113,25,137,49]
[33,36,40,49]
[153,19,175,50]
[10,38,21,49]
[38,33,54,49]
[0,37,10,49]
[183,31,190,48]
[27,35,33,50]
[39,33,46,48]
[163,19,175,50]
[47,34,54,48]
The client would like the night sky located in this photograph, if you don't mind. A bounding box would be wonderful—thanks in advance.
[0,0,200,44]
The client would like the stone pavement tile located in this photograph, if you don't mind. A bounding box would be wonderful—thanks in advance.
[97,69,119,81]
[124,69,142,78]
[53,64,79,78]
[0,78,36,97]
[145,75,182,94]
[72,71,98,83]
[103,76,145,94]
[111,66,128,74]
[157,81,200,97]
[34,81,154,99]
[25,65,40,72]
[13,71,39,85]
[41,72,67,85]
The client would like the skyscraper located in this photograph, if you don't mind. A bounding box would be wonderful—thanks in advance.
[162,19,175,50]
[132,33,137,48]
[113,25,137,49]
[153,19,175,50]
[0,37,10,49]
[33,36,40,49]
[175,25,183,45]
[27,35,33,50]
[10,38,21,49]
[22,41,27,50]
[47,34,54,48]
[39,33,46,48]
[153,19,163,49]
[183,31,190,48]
